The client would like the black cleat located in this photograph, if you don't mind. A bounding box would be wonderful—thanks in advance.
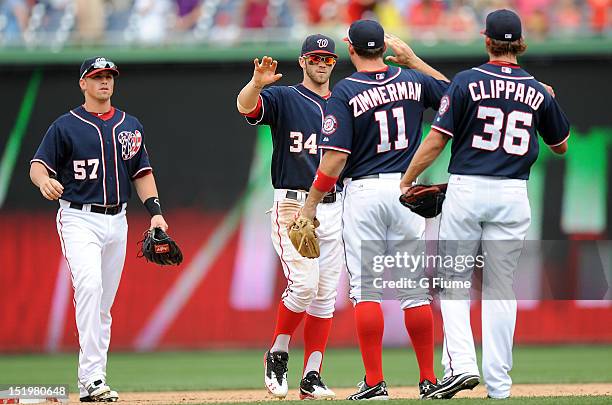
[418,379,439,399]
[347,377,389,400]
[432,373,480,399]
[299,370,335,400]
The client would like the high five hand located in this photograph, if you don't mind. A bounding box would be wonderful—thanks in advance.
[252,56,283,88]
[384,33,418,68]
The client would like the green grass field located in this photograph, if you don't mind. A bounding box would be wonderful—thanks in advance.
[1,345,611,403]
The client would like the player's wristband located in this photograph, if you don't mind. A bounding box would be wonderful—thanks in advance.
[144,197,162,217]
[312,169,338,193]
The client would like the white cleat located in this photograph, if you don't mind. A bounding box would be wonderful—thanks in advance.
[264,351,289,398]
[299,371,336,400]
[98,390,118,402]
[86,380,110,399]
[80,380,118,402]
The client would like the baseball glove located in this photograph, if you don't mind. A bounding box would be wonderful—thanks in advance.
[399,183,448,218]
[287,216,321,259]
[139,227,183,266]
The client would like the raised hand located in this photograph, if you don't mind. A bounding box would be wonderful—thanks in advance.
[384,33,418,68]
[252,56,283,88]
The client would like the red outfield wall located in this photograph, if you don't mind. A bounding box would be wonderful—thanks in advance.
[1,211,611,352]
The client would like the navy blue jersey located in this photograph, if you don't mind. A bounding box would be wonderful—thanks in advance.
[432,62,570,180]
[319,66,448,179]
[31,106,152,205]
[246,84,341,191]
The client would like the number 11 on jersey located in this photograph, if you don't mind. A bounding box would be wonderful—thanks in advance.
[375,107,407,153]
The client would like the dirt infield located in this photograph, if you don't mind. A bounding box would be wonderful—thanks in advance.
[68,383,612,404]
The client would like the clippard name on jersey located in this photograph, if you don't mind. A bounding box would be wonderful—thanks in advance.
[349,81,422,117]
[468,79,545,110]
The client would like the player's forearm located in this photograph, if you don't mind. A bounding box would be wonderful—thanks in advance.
[319,150,347,178]
[303,186,327,213]
[237,80,263,114]
[133,173,159,202]
[401,130,449,185]
[409,57,449,82]
[134,172,167,226]
[303,151,347,212]
[29,162,50,188]
[384,34,448,81]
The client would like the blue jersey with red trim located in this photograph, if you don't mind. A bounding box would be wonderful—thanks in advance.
[432,62,570,180]
[31,105,152,205]
[246,84,341,190]
[319,66,448,179]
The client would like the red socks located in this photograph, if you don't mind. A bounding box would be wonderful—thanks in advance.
[355,302,385,386]
[278,301,434,385]
[404,304,436,383]
[272,304,333,376]
[271,302,305,349]
[303,314,332,373]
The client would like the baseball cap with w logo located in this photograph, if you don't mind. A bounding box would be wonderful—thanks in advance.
[301,34,338,58]
[79,57,120,79]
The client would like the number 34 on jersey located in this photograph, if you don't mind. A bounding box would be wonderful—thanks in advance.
[289,132,318,154]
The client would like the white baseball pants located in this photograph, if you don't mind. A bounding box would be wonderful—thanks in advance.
[270,190,344,318]
[438,174,530,399]
[56,200,127,396]
[342,174,431,309]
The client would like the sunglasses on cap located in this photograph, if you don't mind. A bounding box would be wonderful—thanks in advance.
[304,54,337,66]
[80,60,118,79]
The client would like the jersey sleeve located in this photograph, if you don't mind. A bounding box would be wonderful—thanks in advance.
[31,122,63,175]
[419,72,450,110]
[319,88,353,154]
[130,121,153,179]
[430,80,466,138]
[245,87,281,126]
[536,94,571,146]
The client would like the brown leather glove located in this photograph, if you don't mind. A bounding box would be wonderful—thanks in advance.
[287,216,321,258]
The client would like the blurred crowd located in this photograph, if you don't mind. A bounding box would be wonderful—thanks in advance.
[1,0,611,47]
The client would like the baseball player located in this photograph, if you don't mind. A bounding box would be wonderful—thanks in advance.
[236,35,343,400]
[400,9,570,399]
[300,20,454,400]
[29,57,169,402]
